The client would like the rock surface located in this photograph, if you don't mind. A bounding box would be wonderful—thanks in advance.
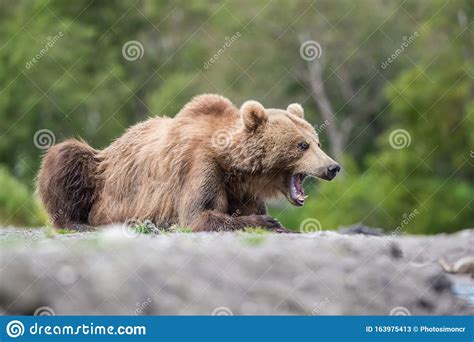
[0,226,472,315]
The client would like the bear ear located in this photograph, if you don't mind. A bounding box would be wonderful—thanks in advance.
[240,100,267,131]
[287,103,304,119]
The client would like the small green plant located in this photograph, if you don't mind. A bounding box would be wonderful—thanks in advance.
[134,222,155,234]
[239,227,269,246]
[56,228,75,235]
[171,226,193,233]
[127,219,161,235]
[242,227,269,235]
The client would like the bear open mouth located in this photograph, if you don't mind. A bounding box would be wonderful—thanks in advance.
[288,173,308,206]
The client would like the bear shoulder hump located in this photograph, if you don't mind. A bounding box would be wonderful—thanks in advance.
[177,94,237,118]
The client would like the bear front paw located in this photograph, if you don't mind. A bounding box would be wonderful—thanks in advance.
[254,215,290,233]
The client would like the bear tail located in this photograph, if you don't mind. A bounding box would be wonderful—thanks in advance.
[36,139,99,228]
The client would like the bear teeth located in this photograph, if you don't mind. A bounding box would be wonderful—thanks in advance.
[290,173,306,205]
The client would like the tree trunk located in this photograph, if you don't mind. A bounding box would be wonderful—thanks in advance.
[306,59,346,158]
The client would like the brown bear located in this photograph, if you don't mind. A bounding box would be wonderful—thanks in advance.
[37,94,340,232]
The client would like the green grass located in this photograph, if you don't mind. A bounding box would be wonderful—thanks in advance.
[239,227,269,246]
[171,226,193,233]
[56,228,76,235]
[242,227,270,234]
[133,224,154,234]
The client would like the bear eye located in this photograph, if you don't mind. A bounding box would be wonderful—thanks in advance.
[298,142,309,151]
[317,142,321,148]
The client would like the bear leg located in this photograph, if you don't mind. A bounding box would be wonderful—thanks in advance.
[36,139,98,228]
[192,210,290,233]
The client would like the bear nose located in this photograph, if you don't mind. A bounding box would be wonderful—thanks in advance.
[327,164,341,179]
[328,164,341,173]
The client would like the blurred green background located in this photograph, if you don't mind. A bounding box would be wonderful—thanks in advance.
[0,0,472,233]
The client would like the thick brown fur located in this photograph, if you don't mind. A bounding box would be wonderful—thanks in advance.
[37,139,99,228]
[37,94,339,231]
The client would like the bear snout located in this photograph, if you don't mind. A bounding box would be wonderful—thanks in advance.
[325,163,341,180]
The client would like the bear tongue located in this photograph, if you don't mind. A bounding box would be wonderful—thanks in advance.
[290,174,306,205]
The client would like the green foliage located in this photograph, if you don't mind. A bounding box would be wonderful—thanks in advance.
[276,0,474,234]
[170,226,193,234]
[0,166,48,226]
[0,0,472,233]
[129,220,160,235]
[240,228,268,246]
[243,227,270,235]
[56,228,76,235]
[147,72,201,116]
[277,153,472,235]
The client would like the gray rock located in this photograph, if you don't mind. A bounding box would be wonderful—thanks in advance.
[338,223,384,236]
[0,226,472,315]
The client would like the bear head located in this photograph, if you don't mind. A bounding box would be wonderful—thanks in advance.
[223,100,340,207]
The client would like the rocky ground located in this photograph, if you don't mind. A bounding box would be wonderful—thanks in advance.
[0,226,472,315]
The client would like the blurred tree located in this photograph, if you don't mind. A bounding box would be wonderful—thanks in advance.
[276,0,474,234]
[0,0,471,232]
